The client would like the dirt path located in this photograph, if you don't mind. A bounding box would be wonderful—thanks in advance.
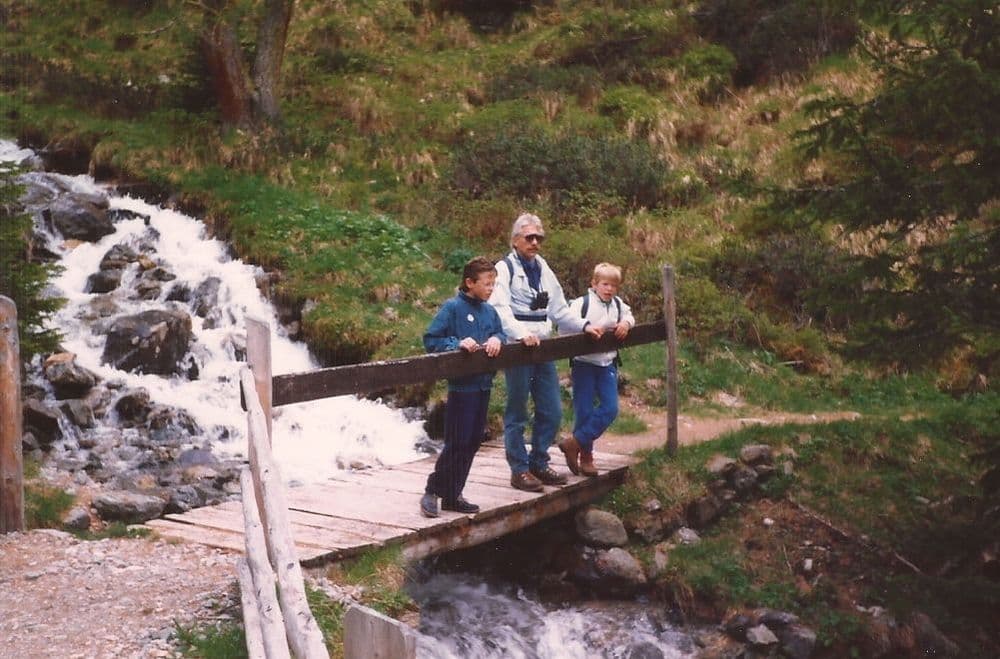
[598,399,860,454]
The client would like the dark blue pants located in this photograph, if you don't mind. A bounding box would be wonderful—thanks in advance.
[425,389,490,504]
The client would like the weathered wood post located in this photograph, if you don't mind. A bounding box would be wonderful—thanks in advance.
[661,266,679,456]
[0,296,25,533]
[245,314,273,444]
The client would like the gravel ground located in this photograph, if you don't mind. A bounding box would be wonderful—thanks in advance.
[0,529,240,659]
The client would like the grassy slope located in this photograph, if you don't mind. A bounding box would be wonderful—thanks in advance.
[3,1,997,655]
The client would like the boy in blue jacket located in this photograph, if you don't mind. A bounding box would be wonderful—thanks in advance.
[420,257,506,517]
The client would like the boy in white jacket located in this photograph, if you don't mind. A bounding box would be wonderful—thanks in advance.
[558,263,635,476]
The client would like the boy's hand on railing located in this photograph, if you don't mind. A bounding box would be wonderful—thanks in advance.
[614,321,631,340]
[459,337,479,352]
[584,324,604,340]
[482,336,502,357]
[522,335,541,347]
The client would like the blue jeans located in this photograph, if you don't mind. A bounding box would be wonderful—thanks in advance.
[571,361,619,453]
[503,361,561,474]
[426,390,490,504]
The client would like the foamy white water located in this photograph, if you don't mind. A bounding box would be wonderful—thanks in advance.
[3,139,427,485]
[411,572,697,658]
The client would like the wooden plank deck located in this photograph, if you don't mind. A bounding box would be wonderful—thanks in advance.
[145,443,635,565]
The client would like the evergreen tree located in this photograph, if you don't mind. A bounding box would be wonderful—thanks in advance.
[0,167,63,359]
[773,0,999,373]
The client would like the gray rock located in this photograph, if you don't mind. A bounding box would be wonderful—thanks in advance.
[671,526,701,545]
[740,444,773,465]
[706,453,737,475]
[98,243,139,270]
[728,464,758,495]
[778,624,817,659]
[594,547,647,588]
[60,399,95,428]
[100,308,192,375]
[113,388,152,426]
[61,506,91,531]
[746,624,779,647]
[686,495,723,528]
[45,198,114,242]
[625,640,664,659]
[92,491,165,523]
[22,398,63,446]
[575,507,629,547]
[86,268,124,293]
[43,353,99,399]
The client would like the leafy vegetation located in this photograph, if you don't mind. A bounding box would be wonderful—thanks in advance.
[616,390,1000,654]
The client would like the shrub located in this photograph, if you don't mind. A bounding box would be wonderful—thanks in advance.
[676,43,737,102]
[450,127,670,209]
[694,0,859,85]
[711,233,851,329]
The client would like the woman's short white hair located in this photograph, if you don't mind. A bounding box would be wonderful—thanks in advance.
[510,213,544,247]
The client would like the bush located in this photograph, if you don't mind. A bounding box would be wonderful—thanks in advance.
[711,233,851,329]
[676,43,737,102]
[694,0,859,85]
[450,127,670,209]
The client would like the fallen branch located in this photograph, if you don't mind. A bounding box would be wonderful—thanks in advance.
[788,497,924,575]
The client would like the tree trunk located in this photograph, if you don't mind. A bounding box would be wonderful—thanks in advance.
[201,1,253,128]
[252,0,294,123]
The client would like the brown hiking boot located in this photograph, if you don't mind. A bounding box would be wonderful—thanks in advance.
[579,451,598,477]
[510,471,544,492]
[558,436,581,475]
[530,465,568,485]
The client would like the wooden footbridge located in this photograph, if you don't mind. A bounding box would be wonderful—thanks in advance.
[145,442,635,565]
[139,266,676,656]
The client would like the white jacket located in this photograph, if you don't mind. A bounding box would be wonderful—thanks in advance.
[489,251,587,341]
[562,289,635,366]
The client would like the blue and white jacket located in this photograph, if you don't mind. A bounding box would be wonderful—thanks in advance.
[423,291,506,391]
[562,289,635,367]
[489,251,587,341]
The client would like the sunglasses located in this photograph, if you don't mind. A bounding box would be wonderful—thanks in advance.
[524,233,545,244]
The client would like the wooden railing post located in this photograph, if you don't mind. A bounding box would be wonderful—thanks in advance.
[245,315,273,444]
[241,367,329,659]
[0,296,25,533]
[661,266,679,456]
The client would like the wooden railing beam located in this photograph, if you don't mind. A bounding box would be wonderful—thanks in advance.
[270,321,666,407]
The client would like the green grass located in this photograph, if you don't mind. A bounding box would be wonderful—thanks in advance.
[24,484,74,529]
[609,389,999,654]
[175,622,247,659]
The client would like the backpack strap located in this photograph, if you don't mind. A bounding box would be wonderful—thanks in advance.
[580,293,622,322]
[503,255,516,286]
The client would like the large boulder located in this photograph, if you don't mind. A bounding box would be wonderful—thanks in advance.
[101,308,192,375]
[575,507,629,547]
[44,197,114,242]
[22,398,63,447]
[43,353,99,399]
[92,490,165,523]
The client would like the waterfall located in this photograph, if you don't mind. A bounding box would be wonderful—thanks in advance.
[2,139,428,487]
